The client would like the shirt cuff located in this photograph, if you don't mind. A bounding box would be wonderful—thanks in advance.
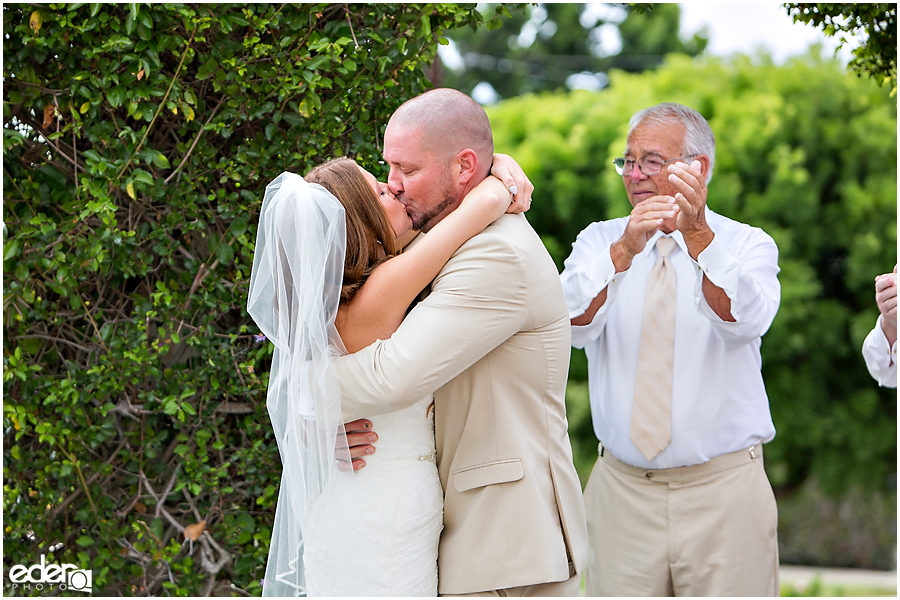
[566,247,617,319]
[695,233,740,298]
[875,314,898,356]
[692,232,744,322]
[862,315,897,386]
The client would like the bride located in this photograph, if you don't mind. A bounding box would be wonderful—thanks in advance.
[247,156,529,596]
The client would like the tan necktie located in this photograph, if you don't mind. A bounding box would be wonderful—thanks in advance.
[630,236,678,461]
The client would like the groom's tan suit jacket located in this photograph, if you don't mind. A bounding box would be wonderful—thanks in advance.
[335,212,588,595]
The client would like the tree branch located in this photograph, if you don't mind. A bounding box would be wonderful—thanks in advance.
[116,24,198,182]
[164,95,225,185]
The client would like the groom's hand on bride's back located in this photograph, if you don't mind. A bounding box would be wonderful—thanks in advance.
[337,419,378,472]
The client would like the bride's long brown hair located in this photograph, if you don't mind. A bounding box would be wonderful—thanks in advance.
[304,157,401,304]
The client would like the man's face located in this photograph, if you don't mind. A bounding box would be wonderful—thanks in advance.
[623,121,686,206]
[622,121,686,233]
[382,122,458,232]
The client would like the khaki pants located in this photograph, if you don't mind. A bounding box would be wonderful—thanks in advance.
[584,444,779,596]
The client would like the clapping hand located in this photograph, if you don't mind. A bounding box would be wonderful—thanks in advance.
[875,265,898,346]
[612,196,678,272]
[667,159,708,235]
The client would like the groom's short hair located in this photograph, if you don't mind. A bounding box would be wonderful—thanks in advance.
[391,88,493,170]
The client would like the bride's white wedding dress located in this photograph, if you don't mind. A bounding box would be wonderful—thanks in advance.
[304,395,444,596]
[248,172,442,596]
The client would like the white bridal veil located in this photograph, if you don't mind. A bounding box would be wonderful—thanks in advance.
[247,171,351,596]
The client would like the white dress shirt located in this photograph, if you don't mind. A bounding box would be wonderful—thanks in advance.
[560,208,781,469]
[862,316,897,388]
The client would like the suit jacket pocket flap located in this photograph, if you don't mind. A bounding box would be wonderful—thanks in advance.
[452,459,524,492]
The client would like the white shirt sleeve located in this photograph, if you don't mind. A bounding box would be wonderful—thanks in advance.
[862,315,898,388]
[692,223,781,348]
[560,221,631,349]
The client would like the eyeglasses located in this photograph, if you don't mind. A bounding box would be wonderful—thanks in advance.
[612,154,699,176]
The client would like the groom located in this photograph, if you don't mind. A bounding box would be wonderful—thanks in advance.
[334,88,588,596]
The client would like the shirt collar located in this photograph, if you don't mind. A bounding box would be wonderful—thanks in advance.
[647,229,684,256]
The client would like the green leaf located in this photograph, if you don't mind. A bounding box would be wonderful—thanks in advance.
[83,149,102,163]
[76,535,94,547]
[305,55,329,71]
[215,242,233,265]
[231,215,249,238]
[152,152,170,169]
[131,169,154,185]
[197,59,218,80]
[4,239,20,261]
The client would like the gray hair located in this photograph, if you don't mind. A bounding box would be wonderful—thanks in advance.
[629,102,715,183]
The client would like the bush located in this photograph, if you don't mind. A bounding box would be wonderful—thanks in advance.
[3,3,490,595]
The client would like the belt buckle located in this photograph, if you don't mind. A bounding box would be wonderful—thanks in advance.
[749,446,757,460]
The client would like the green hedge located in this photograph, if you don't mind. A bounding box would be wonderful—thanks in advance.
[3,3,493,595]
[486,53,897,497]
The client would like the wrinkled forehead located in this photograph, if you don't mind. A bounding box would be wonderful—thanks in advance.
[625,121,685,157]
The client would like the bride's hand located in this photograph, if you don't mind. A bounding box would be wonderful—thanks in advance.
[491,153,534,211]
[504,184,532,214]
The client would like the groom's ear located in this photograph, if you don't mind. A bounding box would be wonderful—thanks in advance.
[454,148,479,185]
